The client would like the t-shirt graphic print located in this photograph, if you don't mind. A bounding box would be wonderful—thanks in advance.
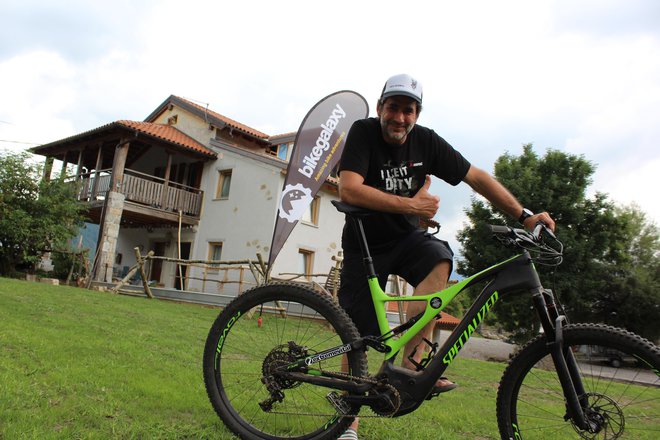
[378,160,424,196]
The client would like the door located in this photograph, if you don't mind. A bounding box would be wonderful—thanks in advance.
[174,242,192,290]
[149,241,168,284]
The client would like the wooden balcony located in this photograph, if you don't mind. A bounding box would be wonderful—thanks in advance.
[74,169,204,226]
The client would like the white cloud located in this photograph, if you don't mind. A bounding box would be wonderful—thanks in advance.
[1,0,658,232]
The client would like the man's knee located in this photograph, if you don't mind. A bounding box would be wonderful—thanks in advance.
[415,260,451,294]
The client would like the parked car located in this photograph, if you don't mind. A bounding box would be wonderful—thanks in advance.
[575,345,637,368]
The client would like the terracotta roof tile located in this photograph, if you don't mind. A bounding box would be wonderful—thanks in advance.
[435,312,460,330]
[174,96,269,139]
[116,120,216,158]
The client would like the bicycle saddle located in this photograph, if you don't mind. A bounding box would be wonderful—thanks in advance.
[332,200,441,231]
[331,200,377,217]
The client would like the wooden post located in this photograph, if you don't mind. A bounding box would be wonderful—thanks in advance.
[76,149,84,177]
[134,247,154,298]
[42,157,54,182]
[256,253,268,283]
[59,151,68,179]
[110,140,130,193]
[91,145,103,199]
[177,210,183,289]
[112,263,140,293]
[160,152,172,209]
[330,251,343,300]
[393,275,407,325]
[246,261,257,285]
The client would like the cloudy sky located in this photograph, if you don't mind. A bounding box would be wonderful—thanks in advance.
[1,0,658,257]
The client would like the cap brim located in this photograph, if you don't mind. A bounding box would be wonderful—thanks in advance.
[381,91,422,103]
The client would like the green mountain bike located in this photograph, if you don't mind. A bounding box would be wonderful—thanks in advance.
[203,201,659,439]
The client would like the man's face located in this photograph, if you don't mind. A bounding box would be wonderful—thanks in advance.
[376,95,419,145]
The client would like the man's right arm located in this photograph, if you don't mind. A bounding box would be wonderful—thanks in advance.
[339,170,440,219]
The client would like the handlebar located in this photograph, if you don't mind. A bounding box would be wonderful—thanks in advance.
[487,222,563,266]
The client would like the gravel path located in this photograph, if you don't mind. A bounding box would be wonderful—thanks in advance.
[435,333,517,362]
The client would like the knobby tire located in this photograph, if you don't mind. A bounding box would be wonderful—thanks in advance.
[203,282,368,440]
[497,323,660,439]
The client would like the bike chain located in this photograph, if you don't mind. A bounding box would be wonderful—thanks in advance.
[266,368,401,419]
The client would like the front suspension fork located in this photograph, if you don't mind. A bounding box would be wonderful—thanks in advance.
[533,289,592,431]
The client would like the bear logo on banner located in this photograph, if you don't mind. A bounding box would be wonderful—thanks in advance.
[279,183,312,223]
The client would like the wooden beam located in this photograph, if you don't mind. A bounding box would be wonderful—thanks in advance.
[42,157,53,182]
[91,145,103,199]
[76,149,84,177]
[160,152,172,209]
[59,151,69,179]
[135,247,154,298]
[110,139,130,192]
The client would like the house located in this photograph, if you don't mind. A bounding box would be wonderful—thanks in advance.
[32,95,346,294]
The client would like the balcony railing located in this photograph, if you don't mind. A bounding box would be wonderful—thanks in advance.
[75,169,204,217]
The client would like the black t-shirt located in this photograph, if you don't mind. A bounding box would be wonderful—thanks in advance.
[338,117,471,252]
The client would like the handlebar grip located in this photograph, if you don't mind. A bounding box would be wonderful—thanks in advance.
[420,218,440,230]
[488,224,512,234]
[532,222,544,240]
[533,221,557,240]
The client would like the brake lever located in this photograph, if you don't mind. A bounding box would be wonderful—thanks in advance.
[532,222,544,241]
[532,221,556,241]
[540,222,556,240]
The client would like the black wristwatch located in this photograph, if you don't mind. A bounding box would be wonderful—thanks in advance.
[518,208,534,224]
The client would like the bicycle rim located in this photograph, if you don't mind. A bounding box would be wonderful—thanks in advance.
[499,324,660,439]
[203,283,367,439]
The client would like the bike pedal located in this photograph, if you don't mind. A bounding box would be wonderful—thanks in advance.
[326,391,351,414]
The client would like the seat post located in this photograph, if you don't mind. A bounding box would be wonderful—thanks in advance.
[350,216,377,278]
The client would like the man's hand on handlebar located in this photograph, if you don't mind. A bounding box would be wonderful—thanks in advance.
[522,212,555,233]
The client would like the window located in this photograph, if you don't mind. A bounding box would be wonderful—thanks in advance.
[216,170,232,199]
[301,196,320,226]
[208,242,223,270]
[298,249,315,280]
[268,143,290,161]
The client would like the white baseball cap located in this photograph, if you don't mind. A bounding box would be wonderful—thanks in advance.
[380,73,423,104]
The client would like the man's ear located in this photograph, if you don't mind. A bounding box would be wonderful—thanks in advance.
[376,99,383,116]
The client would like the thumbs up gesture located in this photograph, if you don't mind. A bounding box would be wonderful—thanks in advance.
[411,175,440,219]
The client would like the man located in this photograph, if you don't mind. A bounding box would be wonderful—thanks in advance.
[336,74,555,439]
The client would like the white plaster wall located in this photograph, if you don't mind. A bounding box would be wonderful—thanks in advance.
[151,106,216,146]
[112,102,346,293]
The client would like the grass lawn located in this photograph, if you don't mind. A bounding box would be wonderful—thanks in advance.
[0,278,506,439]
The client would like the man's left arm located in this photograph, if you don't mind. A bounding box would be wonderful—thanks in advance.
[462,165,555,231]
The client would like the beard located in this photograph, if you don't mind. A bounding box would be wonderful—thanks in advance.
[380,117,413,145]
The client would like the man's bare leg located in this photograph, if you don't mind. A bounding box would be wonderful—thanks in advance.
[401,261,454,387]
[340,354,359,436]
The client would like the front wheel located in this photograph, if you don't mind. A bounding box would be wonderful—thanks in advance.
[497,324,660,439]
[203,282,368,439]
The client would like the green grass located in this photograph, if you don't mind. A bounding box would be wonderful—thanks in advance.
[1,278,507,439]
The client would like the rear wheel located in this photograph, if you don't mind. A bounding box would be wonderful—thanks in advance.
[497,324,660,439]
[203,282,368,439]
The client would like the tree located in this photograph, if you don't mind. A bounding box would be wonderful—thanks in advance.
[457,145,660,342]
[586,205,660,341]
[0,151,85,275]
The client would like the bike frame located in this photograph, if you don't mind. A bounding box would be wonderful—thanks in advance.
[284,205,590,425]
[337,205,588,423]
[371,252,539,361]
[367,248,544,415]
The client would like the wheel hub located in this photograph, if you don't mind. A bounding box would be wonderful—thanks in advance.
[572,393,624,439]
[262,342,307,390]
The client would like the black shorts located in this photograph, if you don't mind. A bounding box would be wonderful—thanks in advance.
[337,229,454,337]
